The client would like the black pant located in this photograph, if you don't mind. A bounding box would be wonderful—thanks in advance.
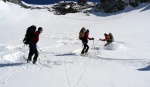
[81,43,89,54]
[105,40,113,46]
[27,43,38,62]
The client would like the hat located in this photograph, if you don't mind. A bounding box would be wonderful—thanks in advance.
[82,27,85,29]
[86,29,89,32]
[38,27,43,31]
[104,33,107,36]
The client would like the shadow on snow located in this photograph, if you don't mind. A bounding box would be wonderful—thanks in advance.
[0,63,25,68]
[137,65,150,71]
[55,53,77,56]
[140,4,150,12]
[91,3,150,17]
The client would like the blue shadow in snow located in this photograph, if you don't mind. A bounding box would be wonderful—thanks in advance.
[55,53,77,56]
[91,3,150,17]
[140,4,150,12]
[0,63,25,68]
[137,65,150,71]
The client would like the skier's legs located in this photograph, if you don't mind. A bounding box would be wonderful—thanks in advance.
[85,44,89,53]
[105,41,112,46]
[27,44,34,61]
[33,47,38,63]
[81,43,86,54]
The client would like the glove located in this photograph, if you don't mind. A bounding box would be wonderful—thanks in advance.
[90,38,94,40]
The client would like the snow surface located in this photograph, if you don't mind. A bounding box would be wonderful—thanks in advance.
[0,1,150,87]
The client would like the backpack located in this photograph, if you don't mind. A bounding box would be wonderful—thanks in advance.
[109,33,114,42]
[79,28,86,40]
[23,25,36,45]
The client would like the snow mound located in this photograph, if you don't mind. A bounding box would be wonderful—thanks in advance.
[0,44,26,63]
[72,49,82,55]
[104,42,126,50]
[2,51,24,62]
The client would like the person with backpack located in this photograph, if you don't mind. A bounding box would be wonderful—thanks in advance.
[23,25,36,45]
[100,33,114,46]
[23,25,43,64]
[80,29,94,55]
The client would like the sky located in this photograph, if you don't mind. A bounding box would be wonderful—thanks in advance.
[22,0,99,5]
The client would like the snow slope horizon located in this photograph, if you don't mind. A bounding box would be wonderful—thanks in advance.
[0,1,150,87]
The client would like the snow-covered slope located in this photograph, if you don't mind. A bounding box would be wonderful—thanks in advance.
[0,1,150,87]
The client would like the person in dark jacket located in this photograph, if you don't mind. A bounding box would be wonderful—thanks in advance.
[27,27,43,64]
[81,29,94,55]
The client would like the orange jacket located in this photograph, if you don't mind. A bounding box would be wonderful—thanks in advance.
[101,35,110,42]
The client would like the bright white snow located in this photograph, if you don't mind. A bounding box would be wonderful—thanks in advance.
[0,1,150,87]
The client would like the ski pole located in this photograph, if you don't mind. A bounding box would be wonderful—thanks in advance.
[94,40,100,46]
[93,40,96,55]
[36,45,46,58]
[37,45,42,51]
[93,40,95,49]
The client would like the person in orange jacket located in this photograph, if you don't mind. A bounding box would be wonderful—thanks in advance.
[100,33,113,46]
